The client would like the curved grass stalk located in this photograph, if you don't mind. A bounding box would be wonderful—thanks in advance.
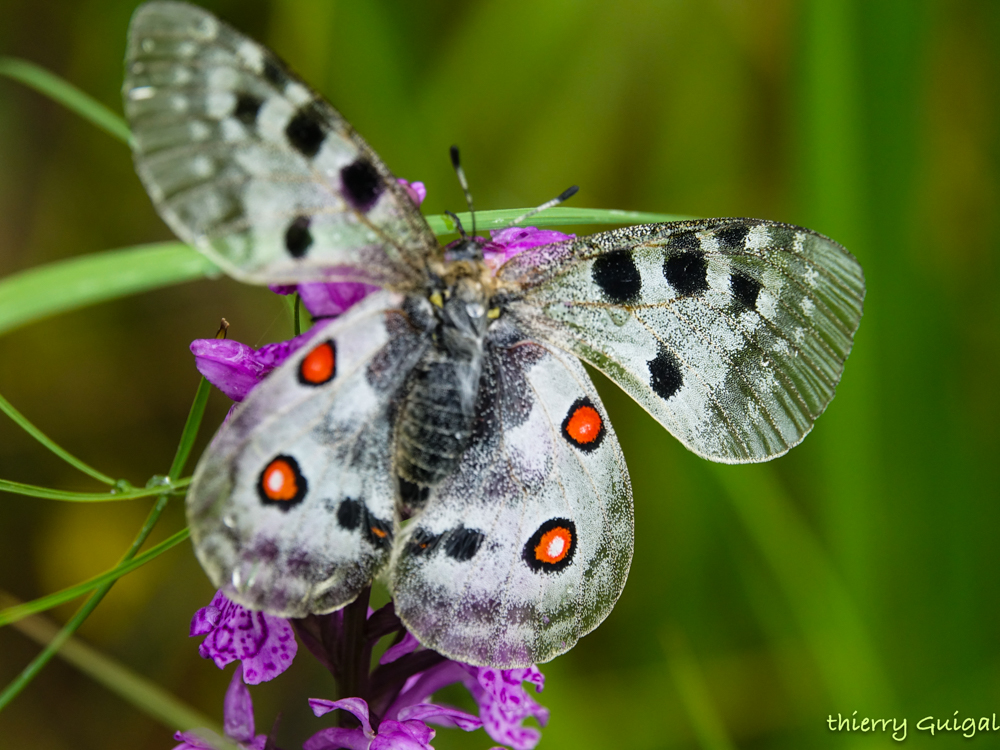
[0,56,130,143]
[0,590,228,743]
[0,392,116,485]
[0,380,210,710]
[0,477,190,502]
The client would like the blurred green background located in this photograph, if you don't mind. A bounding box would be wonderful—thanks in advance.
[1,0,998,748]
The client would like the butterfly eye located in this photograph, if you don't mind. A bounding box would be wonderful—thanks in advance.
[560,398,605,451]
[257,455,307,509]
[298,340,336,385]
[523,519,577,573]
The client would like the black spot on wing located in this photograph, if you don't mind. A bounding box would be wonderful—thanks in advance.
[715,222,750,249]
[341,158,384,212]
[444,527,485,562]
[406,527,442,556]
[365,515,393,550]
[663,244,709,297]
[336,498,362,530]
[263,59,287,88]
[285,216,313,258]
[285,105,326,157]
[592,249,641,304]
[731,271,762,310]
[233,93,263,125]
[648,347,683,400]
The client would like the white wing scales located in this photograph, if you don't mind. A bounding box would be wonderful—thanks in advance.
[500,219,865,463]
[123,1,437,288]
[187,292,430,617]
[389,320,633,667]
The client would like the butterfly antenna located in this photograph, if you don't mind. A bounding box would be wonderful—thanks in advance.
[507,185,579,228]
[450,145,477,237]
[444,210,467,239]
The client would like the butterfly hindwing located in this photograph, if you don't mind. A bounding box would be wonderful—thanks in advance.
[187,291,430,617]
[500,219,865,463]
[389,319,634,667]
[123,1,437,288]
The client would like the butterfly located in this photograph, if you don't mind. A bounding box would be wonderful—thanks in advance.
[123,1,865,668]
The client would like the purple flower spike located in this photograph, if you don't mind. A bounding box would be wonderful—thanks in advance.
[482,226,575,272]
[173,665,267,750]
[190,331,317,402]
[191,590,297,684]
[463,666,549,750]
[307,695,481,750]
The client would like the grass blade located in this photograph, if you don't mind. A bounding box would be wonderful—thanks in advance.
[0,477,190,502]
[0,526,189,628]
[426,206,693,235]
[0,57,130,143]
[167,378,212,481]
[0,242,219,337]
[0,591,226,741]
[0,392,116,485]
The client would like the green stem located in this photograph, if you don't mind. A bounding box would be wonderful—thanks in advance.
[1,590,225,739]
[0,477,189,502]
[0,378,210,708]
[0,392,116,485]
[0,526,189,628]
[0,56,130,143]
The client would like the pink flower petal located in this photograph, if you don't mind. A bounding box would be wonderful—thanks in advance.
[379,631,420,665]
[308,697,375,738]
[296,281,380,318]
[190,591,297,684]
[223,665,256,743]
[190,331,316,402]
[303,727,371,750]
[398,703,482,731]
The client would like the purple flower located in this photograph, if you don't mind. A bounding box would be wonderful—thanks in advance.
[463,666,548,750]
[190,331,317,402]
[305,696,481,750]
[190,590,297,684]
[482,226,575,272]
[173,664,268,750]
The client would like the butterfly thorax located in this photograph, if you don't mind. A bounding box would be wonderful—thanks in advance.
[394,262,494,498]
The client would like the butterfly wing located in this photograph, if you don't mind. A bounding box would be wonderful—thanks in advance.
[123,1,437,288]
[187,291,431,617]
[499,219,865,463]
[389,319,633,667]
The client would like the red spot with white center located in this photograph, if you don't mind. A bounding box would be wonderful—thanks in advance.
[299,340,336,385]
[524,518,577,572]
[257,455,306,508]
[536,526,572,564]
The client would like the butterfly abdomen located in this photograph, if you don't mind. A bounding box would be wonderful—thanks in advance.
[394,275,490,492]
[395,352,483,488]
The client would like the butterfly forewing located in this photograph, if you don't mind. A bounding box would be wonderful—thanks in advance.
[500,219,865,463]
[123,1,437,288]
[389,320,633,667]
[187,291,431,617]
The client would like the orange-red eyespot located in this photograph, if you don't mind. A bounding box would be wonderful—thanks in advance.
[561,397,605,451]
[523,518,577,573]
[370,525,387,539]
[298,340,336,386]
[257,454,307,509]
